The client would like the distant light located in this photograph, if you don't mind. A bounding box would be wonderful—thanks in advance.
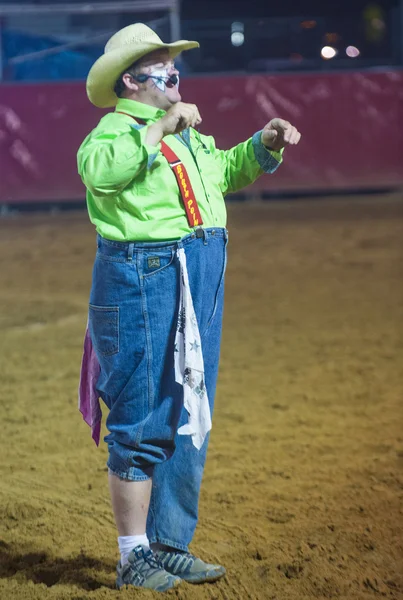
[346,45,360,58]
[231,21,244,33]
[321,46,337,59]
[231,31,244,46]
[301,20,317,29]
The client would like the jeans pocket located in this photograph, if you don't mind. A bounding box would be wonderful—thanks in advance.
[142,248,175,278]
[88,304,119,357]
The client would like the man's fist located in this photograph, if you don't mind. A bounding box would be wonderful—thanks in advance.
[160,102,202,135]
[261,118,301,152]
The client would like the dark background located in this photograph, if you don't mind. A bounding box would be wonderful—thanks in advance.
[0,0,401,79]
[0,0,402,204]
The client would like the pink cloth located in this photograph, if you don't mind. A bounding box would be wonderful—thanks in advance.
[78,327,102,445]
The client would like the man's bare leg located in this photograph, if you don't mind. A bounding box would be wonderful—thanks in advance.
[108,470,152,536]
[109,470,181,590]
[108,470,153,567]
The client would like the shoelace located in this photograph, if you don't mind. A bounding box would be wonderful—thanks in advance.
[133,547,163,575]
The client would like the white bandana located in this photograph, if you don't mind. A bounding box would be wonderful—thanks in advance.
[175,248,211,450]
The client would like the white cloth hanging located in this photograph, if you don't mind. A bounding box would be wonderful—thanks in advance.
[174,247,212,450]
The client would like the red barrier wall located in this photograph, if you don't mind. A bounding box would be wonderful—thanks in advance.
[0,70,402,204]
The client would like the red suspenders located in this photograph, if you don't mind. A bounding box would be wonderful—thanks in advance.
[116,111,203,228]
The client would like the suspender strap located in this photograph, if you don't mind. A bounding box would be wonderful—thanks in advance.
[116,111,203,228]
[159,141,203,227]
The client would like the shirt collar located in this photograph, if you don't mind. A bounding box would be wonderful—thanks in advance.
[115,98,166,123]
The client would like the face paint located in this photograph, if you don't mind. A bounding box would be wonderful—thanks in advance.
[149,67,170,92]
[148,67,180,93]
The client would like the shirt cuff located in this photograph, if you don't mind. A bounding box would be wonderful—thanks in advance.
[130,124,161,169]
[252,130,284,174]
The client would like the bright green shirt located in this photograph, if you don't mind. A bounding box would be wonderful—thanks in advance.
[77,98,282,241]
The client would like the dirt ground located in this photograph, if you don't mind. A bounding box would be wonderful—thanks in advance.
[0,195,402,600]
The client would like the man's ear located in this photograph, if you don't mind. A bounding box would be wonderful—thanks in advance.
[122,72,139,92]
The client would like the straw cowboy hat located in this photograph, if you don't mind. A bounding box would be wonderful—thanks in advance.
[86,23,199,108]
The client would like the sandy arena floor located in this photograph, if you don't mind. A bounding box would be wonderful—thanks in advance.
[0,195,402,600]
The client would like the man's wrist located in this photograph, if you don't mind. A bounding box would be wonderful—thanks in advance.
[145,120,165,146]
[263,143,278,151]
[261,131,276,151]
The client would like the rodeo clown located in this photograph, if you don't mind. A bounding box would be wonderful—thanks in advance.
[77,23,301,592]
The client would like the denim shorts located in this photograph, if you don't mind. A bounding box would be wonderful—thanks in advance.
[88,228,228,483]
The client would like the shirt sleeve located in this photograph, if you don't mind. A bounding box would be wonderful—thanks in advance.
[251,130,284,173]
[203,131,283,197]
[77,123,161,197]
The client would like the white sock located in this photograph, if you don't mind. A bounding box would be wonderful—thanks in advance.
[118,534,149,566]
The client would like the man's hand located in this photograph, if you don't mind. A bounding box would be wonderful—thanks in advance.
[261,118,301,152]
[160,102,202,135]
[146,102,202,145]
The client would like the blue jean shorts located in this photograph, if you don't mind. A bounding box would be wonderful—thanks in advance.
[88,228,228,484]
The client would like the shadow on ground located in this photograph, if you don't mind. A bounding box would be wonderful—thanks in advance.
[0,540,115,591]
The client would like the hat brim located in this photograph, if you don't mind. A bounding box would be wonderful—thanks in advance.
[86,39,199,108]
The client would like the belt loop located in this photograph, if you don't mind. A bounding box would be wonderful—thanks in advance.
[203,229,208,246]
[127,243,134,261]
[175,240,182,263]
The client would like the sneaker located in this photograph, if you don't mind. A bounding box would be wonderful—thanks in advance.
[155,548,226,584]
[116,545,181,592]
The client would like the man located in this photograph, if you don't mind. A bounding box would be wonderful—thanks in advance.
[78,23,301,593]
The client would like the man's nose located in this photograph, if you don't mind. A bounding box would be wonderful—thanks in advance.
[169,64,179,76]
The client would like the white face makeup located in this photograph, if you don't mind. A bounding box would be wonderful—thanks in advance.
[131,50,181,110]
[148,67,180,93]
